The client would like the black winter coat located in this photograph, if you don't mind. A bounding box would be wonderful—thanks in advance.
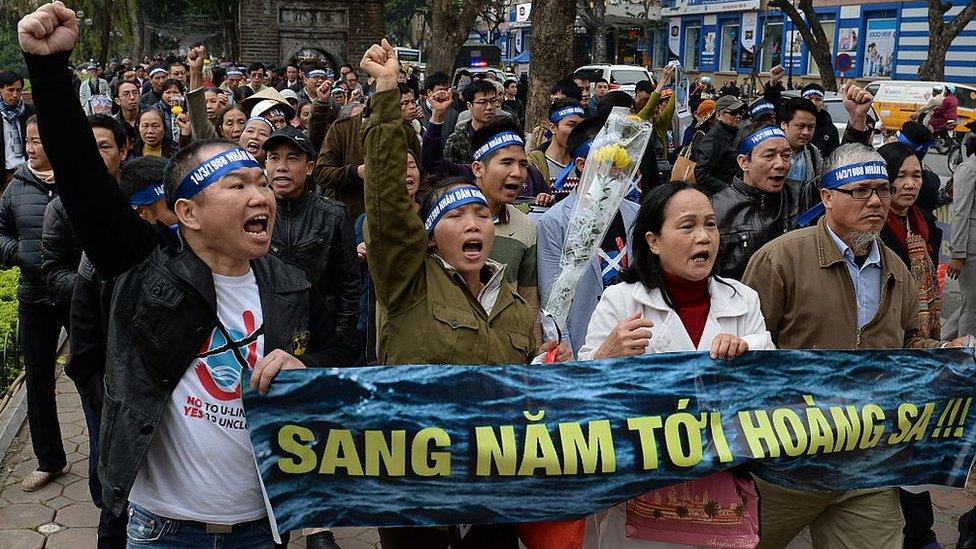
[26,50,360,517]
[0,164,58,304]
[712,177,801,280]
[270,189,361,336]
[693,121,739,196]
[42,196,83,306]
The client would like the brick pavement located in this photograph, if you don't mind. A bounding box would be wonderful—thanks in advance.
[0,369,972,548]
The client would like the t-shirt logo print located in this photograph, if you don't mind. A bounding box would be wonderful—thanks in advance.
[194,310,263,401]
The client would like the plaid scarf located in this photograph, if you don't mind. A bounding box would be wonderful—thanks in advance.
[0,100,25,124]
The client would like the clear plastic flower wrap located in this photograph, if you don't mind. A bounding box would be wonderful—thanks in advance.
[541,107,653,346]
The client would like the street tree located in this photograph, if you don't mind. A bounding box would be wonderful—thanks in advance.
[526,0,578,132]
[477,0,508,45]
[768,0,838,91]
[578,0,608,64]
[918,0,976,80]
[426,0,490,76]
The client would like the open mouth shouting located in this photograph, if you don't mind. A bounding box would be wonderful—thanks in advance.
[502,181,521,197]
[461,238,484,262]
[690,249,712,266]
[244,213,270,238]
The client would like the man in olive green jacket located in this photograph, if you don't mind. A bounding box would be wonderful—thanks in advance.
[316,97,420,221]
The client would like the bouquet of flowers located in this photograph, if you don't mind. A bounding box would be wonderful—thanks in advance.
[541,108,652,345]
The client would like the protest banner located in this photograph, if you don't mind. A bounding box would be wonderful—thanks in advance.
[244,349,976,531]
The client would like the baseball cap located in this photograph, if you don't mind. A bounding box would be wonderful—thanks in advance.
[715,95,745,114]
[279,89,299,103]
[262,126,314,158]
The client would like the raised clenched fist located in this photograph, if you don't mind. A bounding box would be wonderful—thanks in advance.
[18,1,78,56]
[360,38,399,92]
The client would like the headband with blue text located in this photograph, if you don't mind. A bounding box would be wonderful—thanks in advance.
[306,69,328,79]
[226,68,244,77]
[473,132,524,162]
[553,139,593,191]
[550,106,587,124]
[797,161,889,227]
[739,127,788,155]
[749,101,775,118]
[130,183,166,207]
[171,148,262,206]
[149,67,168,78]
[802,89,825,99]
[423,185,489,235]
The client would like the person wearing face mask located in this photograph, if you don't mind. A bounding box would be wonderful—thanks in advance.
[18,4,358,544]
[578,181,774,549]
[359,39,570,548]
[743,143,974,549]
[709,123,796,280]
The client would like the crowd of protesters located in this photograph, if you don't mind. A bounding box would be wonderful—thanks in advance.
[6,1,976,548]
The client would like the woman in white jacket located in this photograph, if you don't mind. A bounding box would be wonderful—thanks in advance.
[578,181,774,549]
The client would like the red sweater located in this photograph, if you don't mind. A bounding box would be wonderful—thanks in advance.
[663,272,710,348]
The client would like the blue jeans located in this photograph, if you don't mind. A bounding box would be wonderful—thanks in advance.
[126,504,275,548]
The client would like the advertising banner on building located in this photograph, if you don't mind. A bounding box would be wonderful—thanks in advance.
[516,2,531,22]
[864,18,896,77]
[668,20,682,60]
[701,30,717,69]
[665,0,761,15]
[740,12,758,69]
[245,349,976,532]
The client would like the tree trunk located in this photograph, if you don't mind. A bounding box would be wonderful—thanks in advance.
[426,0,486,76]
[591,1,608,64]
[97,0,113,67]
[526,0,577,133]
[918,0,976,81]
[770,0,837,91]
[128,0,143,61]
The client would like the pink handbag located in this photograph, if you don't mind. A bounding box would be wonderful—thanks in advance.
[626,472,759,548]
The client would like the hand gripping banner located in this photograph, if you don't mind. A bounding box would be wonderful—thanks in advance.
[243,349,976,531]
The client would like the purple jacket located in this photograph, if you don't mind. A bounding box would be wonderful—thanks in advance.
[422,121,550,198]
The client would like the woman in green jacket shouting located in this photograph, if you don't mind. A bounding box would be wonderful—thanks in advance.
[360,40,570,548]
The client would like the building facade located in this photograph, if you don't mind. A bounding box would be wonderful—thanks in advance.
[237,0,384,69]
[662,0,976,84]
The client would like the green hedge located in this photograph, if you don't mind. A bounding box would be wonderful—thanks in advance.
[0,268,19,398]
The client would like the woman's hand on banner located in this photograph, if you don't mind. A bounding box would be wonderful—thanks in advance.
[593,312,653,359]
[709,333,749,361]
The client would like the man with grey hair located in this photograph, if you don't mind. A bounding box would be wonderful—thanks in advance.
[742,143,973,548]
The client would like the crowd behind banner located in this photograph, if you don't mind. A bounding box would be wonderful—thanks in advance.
[5,2,976,548]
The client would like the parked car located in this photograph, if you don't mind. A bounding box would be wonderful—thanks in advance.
[784,90,885,148]
[572,64,653,95]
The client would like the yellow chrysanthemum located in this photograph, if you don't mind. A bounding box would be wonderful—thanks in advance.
[171,106,183,115]
[593,144,633,170]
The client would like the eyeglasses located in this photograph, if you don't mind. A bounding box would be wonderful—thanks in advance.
[471,98,499,107]
[831,185,895,200]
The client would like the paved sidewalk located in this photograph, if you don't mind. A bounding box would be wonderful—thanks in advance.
[0,369,972,548]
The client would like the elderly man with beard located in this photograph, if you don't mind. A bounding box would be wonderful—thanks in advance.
[742,143,973,549]
[18,3,357,546]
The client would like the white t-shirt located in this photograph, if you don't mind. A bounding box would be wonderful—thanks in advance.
[129,270,267,524]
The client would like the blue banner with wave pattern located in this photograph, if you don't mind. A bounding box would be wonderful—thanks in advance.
[244,349,976,531]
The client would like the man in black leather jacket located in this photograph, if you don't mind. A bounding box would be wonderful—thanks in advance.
[264,127,361,353]
[693,94,745,196]
[21,6,357,542]
[712,85,878,280]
